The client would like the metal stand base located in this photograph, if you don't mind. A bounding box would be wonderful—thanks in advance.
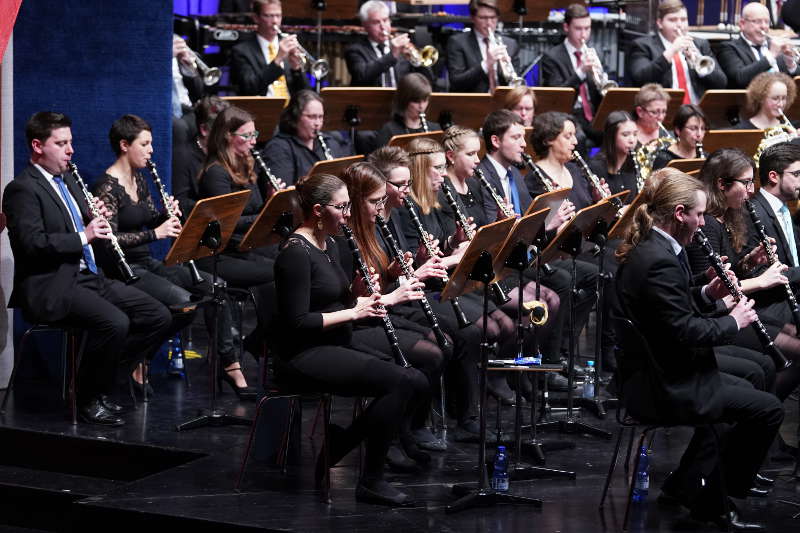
[177,409,252,431]
[447,485,543,514]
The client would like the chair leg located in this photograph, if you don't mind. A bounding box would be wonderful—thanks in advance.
[321,394,332,504]
[709,424,730,528]
[236,394,270,490]
[438,373,447,439]
[623,426,636,475]
[623,429,651,531]
[278,396,299,474]
[0,326,37,415]
[599,425,627,509]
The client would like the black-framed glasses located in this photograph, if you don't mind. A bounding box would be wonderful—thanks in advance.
[325,202,351,214]
[388,180,412,191]
[783,169,800,178]
[732,178,755,188]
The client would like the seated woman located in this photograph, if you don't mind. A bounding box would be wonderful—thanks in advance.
[94,114,254,399]
[274,172,428,506]
[374,73,441,148]
[735,71,797,130]
[588,110,640,202]
[502,85,536,127]
[652,104,709,170]
[632,83,671,147]
[261,89,352,185]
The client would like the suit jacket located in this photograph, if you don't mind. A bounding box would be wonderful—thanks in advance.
[614,230,737,423]
[540,42,603,111]
[344,36,430,87]
[478,156,531,223]
[626,34,727,95]
[717,36,800,89]
[3,164,100,321]
[745,190,800,286]
[447,31,520,93]
[230,34,309,96]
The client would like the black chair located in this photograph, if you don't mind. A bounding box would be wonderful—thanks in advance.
[1,323,86,425]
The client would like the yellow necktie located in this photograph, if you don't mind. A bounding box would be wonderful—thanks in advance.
[268,41,288,98]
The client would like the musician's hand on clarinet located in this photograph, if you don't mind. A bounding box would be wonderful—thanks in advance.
[85,218,112,242]
[414,256,448,282]
[155,216,182,240]
[729,296,758,330]
[704,256,730,281]
[746,238,778,268]
[453,217,475,245]
[546,199,575,232]
[352,267,381,298]
[755,261,789,291]
[168,196,182,218]
[267,178,287,197]
[382,278,425,306]
[93,197,112,219]
[351,294,386,321]
[721,294,736,310]
[388,251,413,280]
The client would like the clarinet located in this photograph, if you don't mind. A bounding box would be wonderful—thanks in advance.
[573,150,623,210]
[146,160,203,285]
[67,162,139,284]
[695,142,707,159]
[694,229,791,369]
[341,224,410,367]
[402,198,471,329]
[376,215,450,351]
[475,168,515,219]
[250,148,283,192]
[630,149,645,192]
[745,199,800,335]
[316,131,333,160]
[419,112,429,133]
[521,154,557,193]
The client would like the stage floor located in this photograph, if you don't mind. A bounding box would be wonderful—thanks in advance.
[0,335,798,532]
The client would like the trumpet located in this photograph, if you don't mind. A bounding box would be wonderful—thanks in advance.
[487,29,525,88]
[274,25,330,79]
[523,300,548,326]
[579,39,618,96]
[383,30,439,68]
[676,27,715,77]
[175,35,222,86]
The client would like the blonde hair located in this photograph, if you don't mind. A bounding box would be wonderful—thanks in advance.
[442,125,479,166]
[407,137,444,214]
[634,83,670,113]
[744,71,796,119]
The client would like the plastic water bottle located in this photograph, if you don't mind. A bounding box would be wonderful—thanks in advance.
[632,446,650,502]
[168,335,184,374]
[582,360,596,398]
[491,445,509,492]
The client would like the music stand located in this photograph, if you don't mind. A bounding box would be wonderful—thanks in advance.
[592,88,684,131]
[304,155,364,179]
[703,129,764,156]
[221,97,286,143]
[319,87,395,140]
[524,188,572,229]
[665,157,705,173]
[388,131,445,152]
[165,190,254,431]
[239,187,302,251]
[608,188,649,242]
[441,218,543,513]
[698,90,748,129]
[427,93,494,131]
[492,87,576,115]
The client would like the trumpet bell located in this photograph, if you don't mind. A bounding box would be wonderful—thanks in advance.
[310,58,330,80]
[600,79,619,96]
[407,45,439,68]
[694,56,715,77]
[523,300,548,326]
[201,67,222,86]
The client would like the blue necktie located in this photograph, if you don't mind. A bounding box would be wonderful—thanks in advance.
[506,170,522,216]
[53,176,98,274]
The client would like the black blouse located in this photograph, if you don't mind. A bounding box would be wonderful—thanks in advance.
[652,148,683,171]
[588,153,638,205]
[686,214,745,276]
[440,177,489,229]
[374,114,442,148]
[525,162,594,211]
[396,196,455,256]
[198,163,264,250]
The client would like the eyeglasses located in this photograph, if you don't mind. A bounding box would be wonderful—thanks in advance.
[432,163,448,172]
[302,113,325,121]
[683,125,707,133]
[366,196,388,208]
[742,17,770,25]
[732,178,755,188]
[644,108,667,118]
[324,202,352,214]
[388,180,412,191]
[783,169,800,178]
[232,131,259,140]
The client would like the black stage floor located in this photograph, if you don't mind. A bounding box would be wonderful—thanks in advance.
[0,331,798,532]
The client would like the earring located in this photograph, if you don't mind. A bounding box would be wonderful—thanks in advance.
[316,218,324,231]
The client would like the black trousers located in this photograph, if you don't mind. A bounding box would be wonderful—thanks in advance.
[59,272,172,403]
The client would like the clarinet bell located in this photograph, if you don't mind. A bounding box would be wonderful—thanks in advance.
[490,281,511,305]
[118,259,140,284]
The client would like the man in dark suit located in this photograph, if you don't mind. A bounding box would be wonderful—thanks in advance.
[615,172,782,531]
[229,0,308,96]
[344,0,430,87]
[446,0,520,93]
[626,0,727,103]
[3,112,172,426]
[717,2,799,89]
[541,3,606,147]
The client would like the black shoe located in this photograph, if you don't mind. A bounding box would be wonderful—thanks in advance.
[314,425,347,488]
[79,398,124,427]
[487,377,517,406]
[99,394,125,414]
[129,375,154,399]
[746,486,770,498]
[691,500,766,532]
[510,374,533,403]
[400,435,431,466]
[219,366,258,401]
[410,428,447,452]
[356,478,415,507]
[754,473,774,487]
[546,373,576,392]
[453,417,498,443]
[656,489,690,509]
[386,445,419,473]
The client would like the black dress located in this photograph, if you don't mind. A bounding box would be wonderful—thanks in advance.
[652,148,683,171]
[374,115,442,149]
[524,162,594,211]
[588,153,638,205]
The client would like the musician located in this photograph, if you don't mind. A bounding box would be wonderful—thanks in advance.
[501,86,536,127]
[633,83,671,147]
[344,0,431,87]
[446,0,520,93]
[541,3,605,148]
[261,90,351,185]
[626,0,727,104]
[94,114,255,400]
[588,111,639,203]
[172,35,205,119]
[652,104,709,170]
[172,96,230,218]
[3,111,171,426]
[734,71,796,130]
[229,0,308,97]
[614,172,782,530]
[274,172,428,506]
[374,73,441,149]
[717,2,799,90]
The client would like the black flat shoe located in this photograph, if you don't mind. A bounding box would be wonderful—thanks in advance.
[386,445,420,473]
[691,500,766,532]
[356,478,415,507]
[400,438,431,466]
[99,394,126,414]
[219,366,258,401]
[746,486,770,498]
[79,398,124,427]
[754,472,774,486]
[410,428,447,452]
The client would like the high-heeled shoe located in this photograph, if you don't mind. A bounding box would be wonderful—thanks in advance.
[129,374,154,400]
[218,366,258,400]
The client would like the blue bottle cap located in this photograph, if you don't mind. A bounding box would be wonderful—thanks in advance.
[587,360,595,367]
[497,445,506,452]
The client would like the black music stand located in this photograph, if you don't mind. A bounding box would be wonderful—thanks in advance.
[238,187,302,251]
[441,219,543,513]
[165,190,254,431]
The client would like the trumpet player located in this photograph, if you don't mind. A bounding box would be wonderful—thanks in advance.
[628,0,726,104]
[446,0,520,93]
[171,35,206,118]
[230,0,309,97]
[541,4,605,150]
[345,0,433,88]
[718,2,800,89]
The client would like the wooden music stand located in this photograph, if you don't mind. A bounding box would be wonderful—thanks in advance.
[541,199,620,264]
[492,87,576,115]
[703,129,764,155]
[388,130,445,152]
[428,93,494,131]
[281,0,358,20]
[320,87,395,131]
[492,208,550,282]
[238,187,302,251]
[305,155,364,179]
[608,189,649,241]
[441,217,516,302]
[592,88,684,131]
[221,97,286,143]
[525,188,571,228]
[698,90,747,129]
[665,158,705,173]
